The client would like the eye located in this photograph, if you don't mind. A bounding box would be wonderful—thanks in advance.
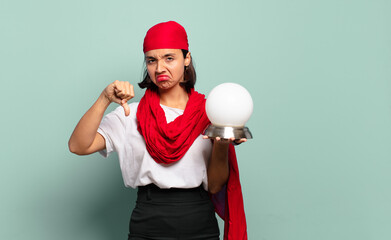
[166,57,174,61]
[146,59,155,64]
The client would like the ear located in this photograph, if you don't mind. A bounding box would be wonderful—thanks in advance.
[184,51,191,67]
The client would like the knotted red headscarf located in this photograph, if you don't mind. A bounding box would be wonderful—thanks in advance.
[143,21,189,53]
[138,21,248,240]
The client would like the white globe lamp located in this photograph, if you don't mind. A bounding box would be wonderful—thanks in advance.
[204,83,253,139]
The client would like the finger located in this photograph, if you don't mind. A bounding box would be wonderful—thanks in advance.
[114,84,123,93]
[129,83,135,99]
[114,80,125,92]
[202,135,209,139]
[115,89,128,99]
[124,82,130,97]
[234,138,247,144]
[113,80,121,92]
[121,99,130,116]
[123,82,134,101]
[110,96,122,105]
[114,86,122,97]
[215,137,221,141]
[121,81,128,95]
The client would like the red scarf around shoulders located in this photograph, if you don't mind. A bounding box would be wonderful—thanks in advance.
[137,88,247,240]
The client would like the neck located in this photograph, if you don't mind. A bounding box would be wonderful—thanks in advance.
[159,86,189,110]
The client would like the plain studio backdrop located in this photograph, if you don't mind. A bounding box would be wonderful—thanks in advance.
[1,0,390,239]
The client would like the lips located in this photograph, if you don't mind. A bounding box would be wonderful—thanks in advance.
[157,75,170,82]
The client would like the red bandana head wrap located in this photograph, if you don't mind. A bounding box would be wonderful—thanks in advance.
[143,21,189,53]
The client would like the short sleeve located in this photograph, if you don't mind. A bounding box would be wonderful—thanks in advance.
[97,106,128,158]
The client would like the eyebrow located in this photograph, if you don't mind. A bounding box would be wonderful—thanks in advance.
[145,53,176,59]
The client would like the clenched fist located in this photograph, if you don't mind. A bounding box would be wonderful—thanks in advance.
[102,80,135,116]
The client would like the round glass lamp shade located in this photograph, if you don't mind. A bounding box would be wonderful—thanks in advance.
[206,83,253,127]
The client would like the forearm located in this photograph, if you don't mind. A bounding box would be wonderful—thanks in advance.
[207,141,230,194]
[68,93,110,154]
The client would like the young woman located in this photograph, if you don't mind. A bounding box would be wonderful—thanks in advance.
[68,21,247,240]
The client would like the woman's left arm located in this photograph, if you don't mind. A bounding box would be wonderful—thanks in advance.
[206,137,246,194]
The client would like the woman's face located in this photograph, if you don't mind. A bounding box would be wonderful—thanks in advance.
[145,49,191,91]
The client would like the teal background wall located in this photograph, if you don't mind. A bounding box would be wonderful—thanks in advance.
[1,0,390,239]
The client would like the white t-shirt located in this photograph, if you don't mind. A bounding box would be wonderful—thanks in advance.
[97,102,212,190]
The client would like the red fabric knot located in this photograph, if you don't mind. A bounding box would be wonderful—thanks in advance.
[143,21,189,53]
[137,88,209,163]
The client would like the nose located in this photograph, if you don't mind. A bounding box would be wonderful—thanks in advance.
[156,59,165,73]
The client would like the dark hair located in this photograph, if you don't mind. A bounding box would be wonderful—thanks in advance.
[138,49,196,93]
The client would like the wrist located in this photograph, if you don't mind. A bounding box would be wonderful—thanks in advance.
[97,93,111,109]
[213,140,230,150]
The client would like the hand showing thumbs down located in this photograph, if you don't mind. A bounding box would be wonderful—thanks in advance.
[102,80,135,116]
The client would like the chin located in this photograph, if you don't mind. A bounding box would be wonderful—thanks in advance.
[158,82,172,89]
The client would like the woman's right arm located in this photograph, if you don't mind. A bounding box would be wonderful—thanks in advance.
[68,80,134,155]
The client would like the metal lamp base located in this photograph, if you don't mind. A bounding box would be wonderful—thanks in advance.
[204,125,253,139]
